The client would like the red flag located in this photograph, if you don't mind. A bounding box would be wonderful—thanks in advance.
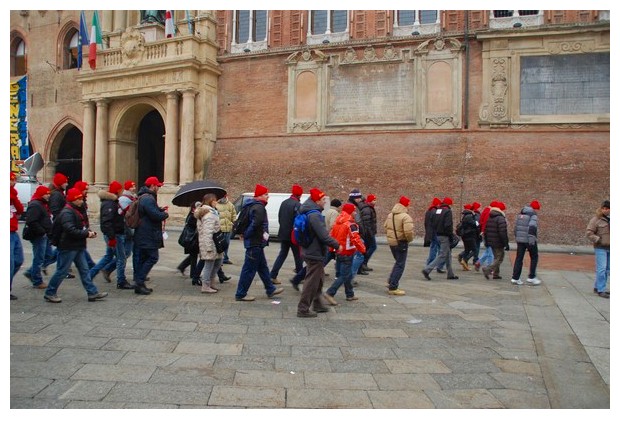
[165,10,175,38]
[88,11,102,70]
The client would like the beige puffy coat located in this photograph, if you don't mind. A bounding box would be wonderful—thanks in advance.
[384,203,414,246]
[216,199,236,233]
[195,205,223,260]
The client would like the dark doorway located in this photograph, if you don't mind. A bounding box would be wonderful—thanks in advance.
[137,109,165,186]
[56,126,83,188]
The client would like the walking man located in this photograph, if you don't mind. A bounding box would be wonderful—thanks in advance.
[297,188,341,317]
[586,200,610,298]
[361,194,378,272]
[422,197,458,280]
[424,197,446,273]
[384,196,414,295]
[43,188,108,303]
[132,176,169,295]
[23,185,53,289]
[270,184,304,284]
[10,172,25,300]
[235,184,284,302]
[483,201,509,280]
[511,200,542,285]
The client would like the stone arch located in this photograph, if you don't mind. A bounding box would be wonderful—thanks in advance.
[45,117,83,186]
[57,20,79,69]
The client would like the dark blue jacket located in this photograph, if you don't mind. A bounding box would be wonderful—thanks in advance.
[242,199,269,249]
[56,203,90,250]
[25,198,52,239]
[133,186,169,250]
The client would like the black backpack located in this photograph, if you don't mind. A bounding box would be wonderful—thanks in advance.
[48,214,64,246]
[232,204,252,237]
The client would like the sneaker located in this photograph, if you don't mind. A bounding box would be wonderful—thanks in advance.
[511,278,524,285]
[88,292,109,302]
[297,310,317,318]
[323,293,338,306]
[271,278,281,285]
[235,295,256,302]
[593,288,610,295]
[474,261,481,272]
[66,273,76,279]
[388,289,406,296]
[345,296,359,301]
[267,287,284,298]
[44,294,62,303]
[201,286,218,294]
[597,291,610,299]
[459,260,470,271]
[526,277,542,285]
[289,279,300,292]
[421,269,431,280]
[10,294,18,300]
[101,270,112,283]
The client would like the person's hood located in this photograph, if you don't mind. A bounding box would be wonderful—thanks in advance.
[300,198,323,214]
[391,203,408,215]
[334,211,353,225]
[97,190,118,201]
[490,207,505,217]
[520,206,535,216]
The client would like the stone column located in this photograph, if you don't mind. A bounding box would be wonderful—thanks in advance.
[114,10,127,32]
[81,100,96,184]
[102,10,113,33]
[179,89,196,185]
[94,99,109,186]
[164,91,179,186]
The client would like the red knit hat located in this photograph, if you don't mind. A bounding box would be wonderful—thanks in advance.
[310,187,325,202]
[32,185,50,200]
[291,184,303,196]
[342,203,356,214]
[431,197,441,206]
[497,201,506,211]
[442,197,453,206]
[66,188,83,202]
[254,183,269,197]
[74,181,88,192]
[399,196,410,207]
[145,176,163,187]
[490,200,500,208]
[53,172,68,187]
[472,201,481,211]
[109,181,123,194]
[366,194,376,203]
[124,180,136,190]
[530,200,541,210]
[464,204,473,210]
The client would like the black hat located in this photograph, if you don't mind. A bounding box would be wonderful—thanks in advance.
[602,200,610,209]
[331,198,342,207]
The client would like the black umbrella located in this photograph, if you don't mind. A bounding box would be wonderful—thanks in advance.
[171,180,227,207]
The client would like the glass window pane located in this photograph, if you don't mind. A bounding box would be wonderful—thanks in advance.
[493,10,514,18]
[254,10,267,41]
[419,10,437,24]
[518,10,539,16]
[237,10,250,43]
[312,10,327,34]
[398,10,415,26]
[331,10,347,32]
[69,31,78,48]
[17,40,25,55]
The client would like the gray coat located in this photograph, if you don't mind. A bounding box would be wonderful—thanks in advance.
[514,206,538,245]
[299,199,340,262]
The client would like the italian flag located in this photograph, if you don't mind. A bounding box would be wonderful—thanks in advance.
[165,10,175,38]
[88,11,102,70]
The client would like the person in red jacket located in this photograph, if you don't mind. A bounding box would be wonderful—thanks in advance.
[10,172,25,300]
[323,203,366,305]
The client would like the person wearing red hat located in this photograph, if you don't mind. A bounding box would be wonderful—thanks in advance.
[42,189,108,303]
[471,202,483,271]
[482,201,509,280]
[456,204,480,271]
[89,181,134,290]
[48,172,69,219]
[270,184,304,285]
[477,201,496,272]
[422,197,459,280]
[296,188,341,317]
[384,196,414,295]
[587,200,610,298]
[423,197,446,273]
[235,184,284,302]
[511,200,542,286]
[323,202,366,305]
[360,193,378,273]
[132,176,169,295]
[10,172,25,300]
[118,180,138,269]
[23,186,54,290]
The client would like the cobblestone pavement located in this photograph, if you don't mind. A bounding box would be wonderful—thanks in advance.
[10,228,610,412]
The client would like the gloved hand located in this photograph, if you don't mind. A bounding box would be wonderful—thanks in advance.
[108,238,117,248]
[504,244,510,251]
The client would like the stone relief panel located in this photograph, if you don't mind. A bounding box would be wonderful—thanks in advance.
[287,49,326,133]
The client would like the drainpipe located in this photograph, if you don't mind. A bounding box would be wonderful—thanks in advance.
[463,10,470,130]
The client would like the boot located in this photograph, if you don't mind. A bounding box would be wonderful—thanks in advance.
[134,283,151,295]
[201,281,218,294]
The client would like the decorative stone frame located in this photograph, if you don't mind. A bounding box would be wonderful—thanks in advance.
[478,27,610,127]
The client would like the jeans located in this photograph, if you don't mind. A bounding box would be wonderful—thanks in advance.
[134,247,159,285]
[45,249,99,297]
[10,232,24,290]
[426,235,446,270]
[235,246,276,299]
[222,232,232,263]
[202,258,223,285]
[594,248,610,293]
[326,254,354,298]
[512,242,539,280]
[363,235,377,266]
[351,251,365,279]
[424,236,454,277]
[26,235,49,286]
[89,235,117,280]
[270,240,302,279]
[43,242,57,270]
[388,242,409,289]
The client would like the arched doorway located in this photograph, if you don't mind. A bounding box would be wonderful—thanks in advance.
[137,109,165,185]
[56,126,83,188]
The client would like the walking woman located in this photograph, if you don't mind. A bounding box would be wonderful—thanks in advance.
[177,202,204,285]
[195,193,224,293]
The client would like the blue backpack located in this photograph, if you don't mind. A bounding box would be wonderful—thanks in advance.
[292,209,319,248]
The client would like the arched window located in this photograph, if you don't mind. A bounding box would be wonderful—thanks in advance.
[231,10,268,53]
[11,38,27,76]
[64,29,79,69]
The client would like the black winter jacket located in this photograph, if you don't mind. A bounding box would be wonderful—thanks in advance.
[56,203,90,250]
[431,204,454,236]
[133,187,169,250]
[458,210,479,239]
[299,199,340,261]
[98,190,125,239]
[48,185,66,218]
[485,208,509,249]
[25,199,53,239]
[277,196,301,241]
[359,202,376,240]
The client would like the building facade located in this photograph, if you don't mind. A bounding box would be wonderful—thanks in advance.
[10,10,610,244]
